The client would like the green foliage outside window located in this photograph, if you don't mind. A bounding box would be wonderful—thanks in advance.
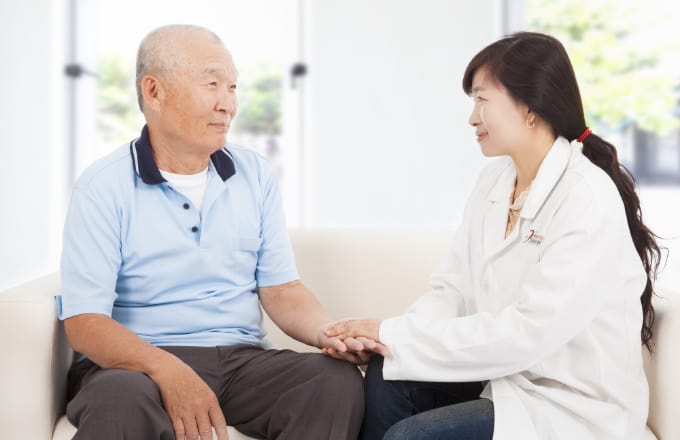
[525,0,679,134]
[95,54,144,151]
[231,64,282,136]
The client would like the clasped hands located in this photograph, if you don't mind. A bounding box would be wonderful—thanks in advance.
[319,318,388,365]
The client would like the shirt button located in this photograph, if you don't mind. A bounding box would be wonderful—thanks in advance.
[183,203,190,209]
[191,226,199,233]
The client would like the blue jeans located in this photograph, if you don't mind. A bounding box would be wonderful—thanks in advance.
[360,356,494,440]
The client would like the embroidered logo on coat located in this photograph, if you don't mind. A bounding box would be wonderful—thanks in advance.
[523,229,544,245]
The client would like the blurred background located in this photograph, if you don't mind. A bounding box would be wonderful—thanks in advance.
[1,0,678,292]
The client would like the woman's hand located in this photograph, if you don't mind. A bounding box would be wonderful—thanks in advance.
[324,318,381,340]
[320,319,389,363]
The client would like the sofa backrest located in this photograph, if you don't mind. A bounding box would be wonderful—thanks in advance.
[262,228,454,352]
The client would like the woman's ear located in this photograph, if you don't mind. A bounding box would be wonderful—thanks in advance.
[525,109,536,129]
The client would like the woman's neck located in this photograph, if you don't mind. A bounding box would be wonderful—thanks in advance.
[510,130,556,195]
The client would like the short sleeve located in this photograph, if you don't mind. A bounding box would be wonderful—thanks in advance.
[57,183,122,319]
[254,165,299,287]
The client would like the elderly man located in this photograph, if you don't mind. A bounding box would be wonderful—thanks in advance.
[57,24,369,440]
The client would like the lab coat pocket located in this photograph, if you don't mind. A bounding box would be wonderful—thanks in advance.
[485,222,545,309]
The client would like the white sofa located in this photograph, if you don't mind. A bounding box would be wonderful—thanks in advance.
[0,228,676,439]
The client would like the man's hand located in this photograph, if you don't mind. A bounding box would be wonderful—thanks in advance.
[259,281,387,364]
[150,358,230,440]
[64,314,229,439]
[319,320,389,365]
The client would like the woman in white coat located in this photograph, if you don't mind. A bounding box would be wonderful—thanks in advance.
[325,32,661,440]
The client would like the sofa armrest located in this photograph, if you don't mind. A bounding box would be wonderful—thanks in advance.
[644,291,680,440]
[0,273,73,439]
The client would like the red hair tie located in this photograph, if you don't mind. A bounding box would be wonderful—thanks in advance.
[576,127,592,143]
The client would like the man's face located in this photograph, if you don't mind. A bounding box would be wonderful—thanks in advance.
[156,35,238,155]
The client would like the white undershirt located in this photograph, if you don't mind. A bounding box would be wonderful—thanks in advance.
[160,167,209,213]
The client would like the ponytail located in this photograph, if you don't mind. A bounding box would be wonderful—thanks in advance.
[581,133,661,351]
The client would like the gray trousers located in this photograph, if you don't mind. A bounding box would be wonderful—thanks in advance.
[66,345,365,440]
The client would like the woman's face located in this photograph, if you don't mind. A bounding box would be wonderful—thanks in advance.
[468,68,531,157]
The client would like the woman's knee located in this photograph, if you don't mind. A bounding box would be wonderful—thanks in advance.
[383,417,426,440]
[382,399,494,440]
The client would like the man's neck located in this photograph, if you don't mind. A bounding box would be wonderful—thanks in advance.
[148,129,211,175]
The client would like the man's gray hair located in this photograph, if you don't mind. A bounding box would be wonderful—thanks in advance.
[135,24,223,111]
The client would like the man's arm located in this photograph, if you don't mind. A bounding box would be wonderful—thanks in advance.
[65,314,229,440]
[259,280,387,363]
[65,314,171,372]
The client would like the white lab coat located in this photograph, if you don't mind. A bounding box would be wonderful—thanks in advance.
[380,137,649,440]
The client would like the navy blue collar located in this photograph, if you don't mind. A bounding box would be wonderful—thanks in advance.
[130,125,236,185]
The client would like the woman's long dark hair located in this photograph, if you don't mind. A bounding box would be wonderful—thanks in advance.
[462,32,661,351]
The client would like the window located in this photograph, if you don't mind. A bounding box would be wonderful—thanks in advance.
[69,0,304,222]
[520,0,680,184]
[511,0,680,288]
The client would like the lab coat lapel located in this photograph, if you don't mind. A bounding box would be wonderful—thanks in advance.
[481,162,516,262]
[480,137,572,266]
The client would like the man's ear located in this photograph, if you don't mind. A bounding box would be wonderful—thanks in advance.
[141,74,164,112]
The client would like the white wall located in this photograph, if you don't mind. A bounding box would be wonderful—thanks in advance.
[0,0,66,290]
[2,1,676,294]
[304,0,498,229]
[0,1,501,289]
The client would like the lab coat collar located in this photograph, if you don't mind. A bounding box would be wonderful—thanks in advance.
[521,137,572,219]
[485,136,572,220]
[480,137,572,273]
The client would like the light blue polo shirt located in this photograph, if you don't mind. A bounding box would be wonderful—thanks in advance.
[57,125,299,347]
